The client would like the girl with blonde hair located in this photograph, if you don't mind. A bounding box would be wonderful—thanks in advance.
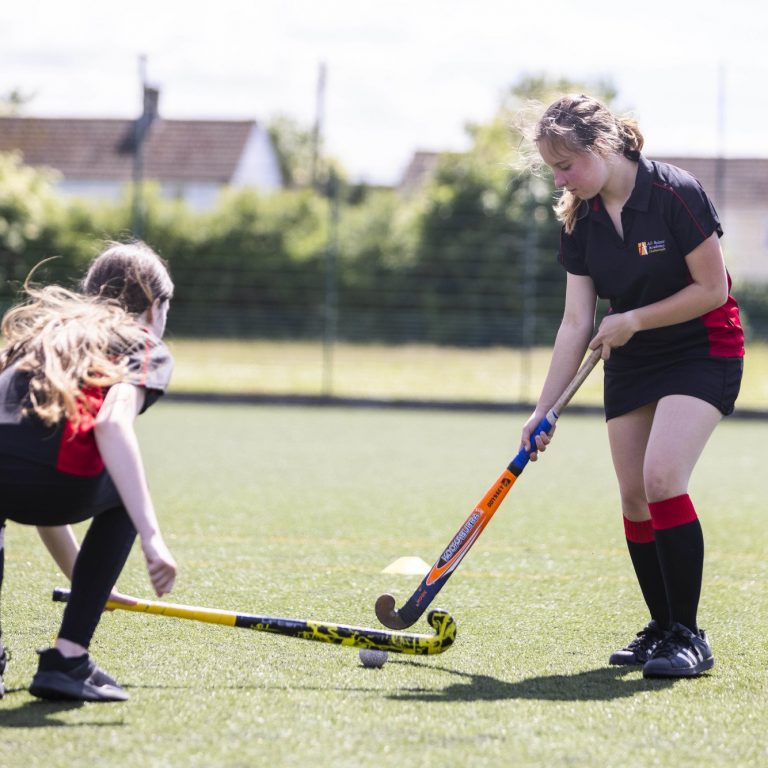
[0,240,176,702]
[521,95,744,677]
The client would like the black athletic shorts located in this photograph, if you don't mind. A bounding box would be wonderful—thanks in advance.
[604,355,743,421]
[0,455,122,526]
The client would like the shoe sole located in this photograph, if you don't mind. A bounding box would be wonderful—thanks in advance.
[643,657,714,678]
[29,670,129,702]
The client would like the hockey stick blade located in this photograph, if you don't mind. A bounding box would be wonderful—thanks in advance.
[376,346,602,630]
[52,588,456,655]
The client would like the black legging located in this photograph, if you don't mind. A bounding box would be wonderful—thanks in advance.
[60,506,137,647]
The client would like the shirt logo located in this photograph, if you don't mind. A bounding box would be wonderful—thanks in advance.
[637,240,666,256]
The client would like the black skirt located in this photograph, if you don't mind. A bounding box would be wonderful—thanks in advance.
[604,355,743,420]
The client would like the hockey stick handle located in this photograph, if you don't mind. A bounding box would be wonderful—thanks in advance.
[52,588,456,655]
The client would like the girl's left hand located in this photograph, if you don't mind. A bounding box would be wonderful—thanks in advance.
[591,311,639,359]
[141,533,178,597]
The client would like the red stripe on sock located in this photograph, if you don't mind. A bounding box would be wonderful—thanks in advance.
[648,494,698,530]
[623,516,655,543]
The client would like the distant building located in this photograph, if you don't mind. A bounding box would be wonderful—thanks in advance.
[398,150,445,195]
[0,112,283,210]
[399,151,768,283]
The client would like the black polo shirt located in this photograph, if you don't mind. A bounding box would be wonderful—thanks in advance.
[0,329,173,477]
[559,155,744,364]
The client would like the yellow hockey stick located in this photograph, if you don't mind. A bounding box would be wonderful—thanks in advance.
[52,588,456,655]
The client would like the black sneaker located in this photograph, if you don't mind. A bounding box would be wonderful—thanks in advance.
[642,622,714,678]
[0,641,7,699]
[609,620,665,665]
[29,648,129,702]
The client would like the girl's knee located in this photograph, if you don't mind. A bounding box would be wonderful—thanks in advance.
[643,465,685,504]
[618,490,649,521]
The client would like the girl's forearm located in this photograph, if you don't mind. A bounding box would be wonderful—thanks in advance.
[93,383,163,544]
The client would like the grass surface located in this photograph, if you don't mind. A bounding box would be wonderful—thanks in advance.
[164,338,768,411]
[1,404,766,767]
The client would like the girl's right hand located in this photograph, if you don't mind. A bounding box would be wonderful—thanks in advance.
[520,411,556,462]
[106,588,137,609]
[141,533,178,597]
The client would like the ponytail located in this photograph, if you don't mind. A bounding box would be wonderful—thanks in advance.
[616,116,644,161]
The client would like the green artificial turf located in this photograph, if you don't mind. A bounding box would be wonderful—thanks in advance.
[1,404,766,767]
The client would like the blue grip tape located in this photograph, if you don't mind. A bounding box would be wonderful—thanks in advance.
[511,414,555,471]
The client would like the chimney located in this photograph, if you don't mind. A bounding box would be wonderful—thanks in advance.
[143,85,159,123]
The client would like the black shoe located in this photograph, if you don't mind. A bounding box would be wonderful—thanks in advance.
[642,622,714,678]
[0,641,7,699]
[609,620,665,665]
[29,648,129,702]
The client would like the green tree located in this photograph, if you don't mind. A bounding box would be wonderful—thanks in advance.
[0,151,64,296]
[267,114,348,193]
[267,114,316,188]
[334,188,423,341]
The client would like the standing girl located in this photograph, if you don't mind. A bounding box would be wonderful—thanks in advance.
[521,95,744,677]
[0,241,177,701]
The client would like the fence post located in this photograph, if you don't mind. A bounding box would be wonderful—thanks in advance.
[322,170,340,395]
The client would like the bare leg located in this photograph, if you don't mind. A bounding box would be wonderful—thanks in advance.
[643,395,722,503]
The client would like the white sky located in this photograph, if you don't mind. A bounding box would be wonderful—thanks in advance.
[2,0,766,185]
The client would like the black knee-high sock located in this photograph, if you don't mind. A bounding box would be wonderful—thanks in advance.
[623,517,670,628]
[649,494,704,633]
[59,506,136,649]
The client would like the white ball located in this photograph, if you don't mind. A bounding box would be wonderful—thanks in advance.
[359,648,388,668]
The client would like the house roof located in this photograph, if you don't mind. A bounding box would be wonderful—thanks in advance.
[0,116,258,183]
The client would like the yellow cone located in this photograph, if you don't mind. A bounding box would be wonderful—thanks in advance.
[382,556,431,575]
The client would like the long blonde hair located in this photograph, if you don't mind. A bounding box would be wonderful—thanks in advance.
[534,94,644,234]
[0,241,173,427]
